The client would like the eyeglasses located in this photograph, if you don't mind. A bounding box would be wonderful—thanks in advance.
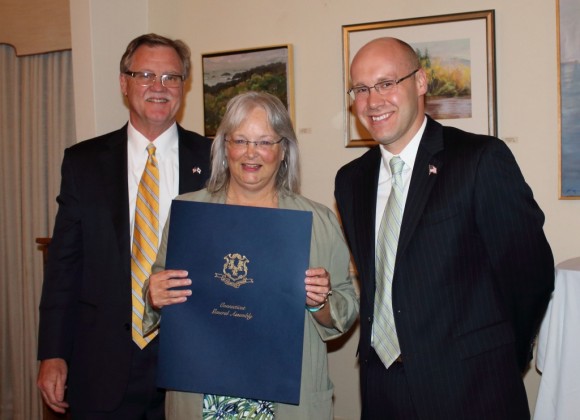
[225,137,284,150]
[124,71,185,88]
[347,68,420,100]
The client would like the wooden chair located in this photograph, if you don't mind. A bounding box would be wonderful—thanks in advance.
[36,238,51,266]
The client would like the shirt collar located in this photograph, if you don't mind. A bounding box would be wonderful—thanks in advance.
[379,116,427,175]
[127,121,178,158]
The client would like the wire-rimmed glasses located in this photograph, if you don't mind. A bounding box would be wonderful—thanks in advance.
[347,68,420,100]
[225,137,285,151]
[124,71,185,88]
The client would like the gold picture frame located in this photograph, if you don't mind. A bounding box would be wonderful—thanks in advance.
[342,10,497,147]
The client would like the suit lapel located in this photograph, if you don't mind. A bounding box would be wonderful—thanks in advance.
[355,148,382,307]
[98,126,131,266]
[177,125,206,194]
[397,117,444,260]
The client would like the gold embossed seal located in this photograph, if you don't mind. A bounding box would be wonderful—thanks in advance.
[214,253,254,288]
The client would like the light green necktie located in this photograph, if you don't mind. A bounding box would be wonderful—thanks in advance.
[373,156,404,367]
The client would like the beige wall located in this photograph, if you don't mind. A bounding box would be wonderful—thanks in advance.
[0,0,71,55]
[70,1,580,419]
[69,0,148,140]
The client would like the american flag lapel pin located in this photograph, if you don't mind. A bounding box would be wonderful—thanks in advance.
[428,164,437,176]
[192,167,202,174]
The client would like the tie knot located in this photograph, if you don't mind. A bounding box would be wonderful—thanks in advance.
[389,156,404,176]
[146,143,156,157]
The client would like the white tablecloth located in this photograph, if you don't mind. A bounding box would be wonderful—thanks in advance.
[534,257,580,420]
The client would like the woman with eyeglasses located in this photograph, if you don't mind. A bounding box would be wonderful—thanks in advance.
[143,91,359,419]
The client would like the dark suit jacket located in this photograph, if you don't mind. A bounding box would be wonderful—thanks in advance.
[335,117,554,419]
[37,124,211,411]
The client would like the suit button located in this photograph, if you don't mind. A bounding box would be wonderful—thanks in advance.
[367,317,372,323]
[124,323,130,331]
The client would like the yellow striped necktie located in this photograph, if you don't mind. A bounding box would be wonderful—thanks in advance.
[131,144,160,348]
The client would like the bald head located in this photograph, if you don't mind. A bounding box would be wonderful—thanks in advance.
[351,37,420,79]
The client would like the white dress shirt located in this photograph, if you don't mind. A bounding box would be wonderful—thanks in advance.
[375,117,427,242]
[127,122,179,245]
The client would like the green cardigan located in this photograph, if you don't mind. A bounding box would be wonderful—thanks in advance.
[144,189,359,420]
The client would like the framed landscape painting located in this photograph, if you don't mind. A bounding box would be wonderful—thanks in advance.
[342,10,496,147]
[558,0,580,199]
[202,45,294,137]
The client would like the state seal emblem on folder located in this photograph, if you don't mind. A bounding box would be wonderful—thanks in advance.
[215,253,254,288]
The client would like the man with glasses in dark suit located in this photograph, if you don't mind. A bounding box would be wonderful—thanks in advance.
[37,33,211,419]
[335,37,554,420]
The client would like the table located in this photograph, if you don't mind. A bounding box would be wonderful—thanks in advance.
[534,257,580,420]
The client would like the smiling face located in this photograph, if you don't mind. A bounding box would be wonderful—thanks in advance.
[120,45,185,140]
[350,38,427,154]
[226,106,285,197]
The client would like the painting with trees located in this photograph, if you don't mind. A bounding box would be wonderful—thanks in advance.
[414,39,472,120]
[342,11,496,147]
[202,45,294,137]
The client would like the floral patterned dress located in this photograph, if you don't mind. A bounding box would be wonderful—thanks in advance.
[203,394,275,419]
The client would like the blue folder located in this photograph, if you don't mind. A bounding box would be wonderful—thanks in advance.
[157,200,312,405]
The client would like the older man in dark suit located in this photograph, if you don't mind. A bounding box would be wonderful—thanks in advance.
[37,34,211,419]
[335,37,554,420]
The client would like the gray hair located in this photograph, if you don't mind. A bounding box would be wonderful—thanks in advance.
[120,33,191,79]
[207,91,300,195]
